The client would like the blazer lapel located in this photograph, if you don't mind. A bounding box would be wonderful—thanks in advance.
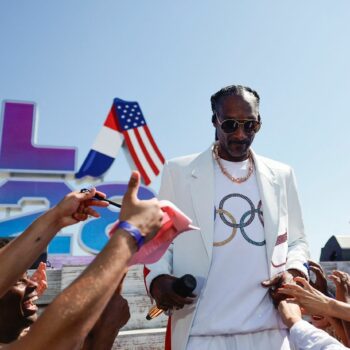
[189,146,215,262]
[251,151,281,274]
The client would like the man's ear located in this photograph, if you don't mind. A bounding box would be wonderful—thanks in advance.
[212,114,218,140]
[211,114,216,125]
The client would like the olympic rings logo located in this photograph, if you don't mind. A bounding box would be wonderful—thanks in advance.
[214,193,265,247]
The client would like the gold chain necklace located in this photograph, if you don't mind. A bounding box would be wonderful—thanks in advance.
[213,143,254,184]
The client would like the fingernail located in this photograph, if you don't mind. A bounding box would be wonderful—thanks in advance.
[130,172,138,181]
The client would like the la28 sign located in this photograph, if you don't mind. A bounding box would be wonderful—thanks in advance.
[0,101,154,256]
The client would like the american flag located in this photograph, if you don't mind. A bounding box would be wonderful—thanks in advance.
[75,98,165,186]
[114,99,165,185]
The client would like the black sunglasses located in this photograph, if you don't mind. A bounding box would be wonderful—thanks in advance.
[216,114,261,134]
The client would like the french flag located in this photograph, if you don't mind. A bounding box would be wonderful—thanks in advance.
[75,98,165,185]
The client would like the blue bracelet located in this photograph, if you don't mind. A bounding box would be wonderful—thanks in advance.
[303,262,310,278]
[117,221,145,250]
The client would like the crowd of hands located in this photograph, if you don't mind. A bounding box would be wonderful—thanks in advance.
[151,256,350,348]
[1,170,350,349]
[0,171,163,349]
[277,262,350,346]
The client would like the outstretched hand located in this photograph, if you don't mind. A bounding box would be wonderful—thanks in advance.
[119,171,163,242]
[308,260,328,296]
[277,276,331,316]
[55,188,109,228]
[261,270,297,307]
[329,270,350,304]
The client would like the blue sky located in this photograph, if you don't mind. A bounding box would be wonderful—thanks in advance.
[0,1,349,260]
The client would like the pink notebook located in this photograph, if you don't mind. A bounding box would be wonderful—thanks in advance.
[109,200,199,266]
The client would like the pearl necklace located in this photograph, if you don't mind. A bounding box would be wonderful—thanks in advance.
[213,143,254,184]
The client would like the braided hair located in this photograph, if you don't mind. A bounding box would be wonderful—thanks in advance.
[210,85,261,124]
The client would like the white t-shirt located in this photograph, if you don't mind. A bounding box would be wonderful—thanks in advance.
[190,157,283,335]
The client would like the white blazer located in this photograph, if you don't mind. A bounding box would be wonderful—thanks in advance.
[146,145,310,350]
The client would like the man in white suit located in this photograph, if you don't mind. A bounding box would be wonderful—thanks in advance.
[145,85,310,350]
